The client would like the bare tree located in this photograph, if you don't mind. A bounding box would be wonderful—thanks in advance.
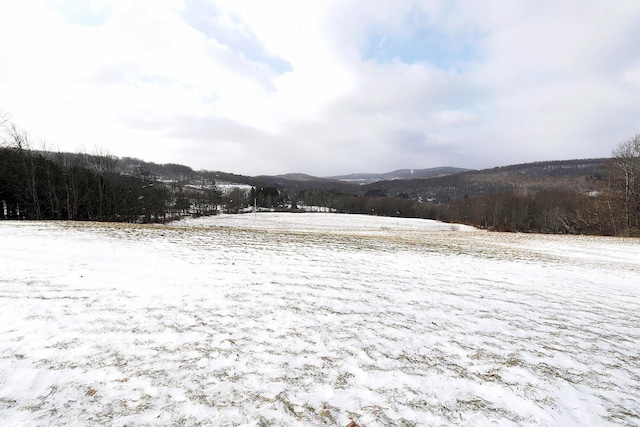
[5,124,44,219]
[610,134,640,235]
[0,108,8,137]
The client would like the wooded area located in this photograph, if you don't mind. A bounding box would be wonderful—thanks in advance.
[0,122,219,222]
[1,111,639,236]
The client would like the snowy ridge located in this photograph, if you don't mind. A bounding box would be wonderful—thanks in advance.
[0,214,639,426]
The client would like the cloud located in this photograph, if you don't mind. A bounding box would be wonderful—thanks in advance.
[1,0,639,176]
[181,0,291,75]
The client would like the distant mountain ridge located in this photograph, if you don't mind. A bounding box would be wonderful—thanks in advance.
[327,167,472,184]
[355,158,609,203]
[11,150,617,233]
[115,156,609,203]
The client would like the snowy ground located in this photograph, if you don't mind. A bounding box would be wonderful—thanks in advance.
[1,213,639,426]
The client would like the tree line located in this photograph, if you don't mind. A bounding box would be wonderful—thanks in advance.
[2,108,638,236]
[250,135,640,237]
[1,121,220,222]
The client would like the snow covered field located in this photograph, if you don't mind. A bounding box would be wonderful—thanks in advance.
[1,213,639,426]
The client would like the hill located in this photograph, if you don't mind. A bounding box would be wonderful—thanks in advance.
[355,159,609,203]
[111,158,607,205]
[327,166,472,184]
[3,145,626,234]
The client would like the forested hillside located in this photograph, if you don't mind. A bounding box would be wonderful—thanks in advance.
[242,150,639,236]
[2,113,639,236]
[0,125,219,222]
[356,159,608,202]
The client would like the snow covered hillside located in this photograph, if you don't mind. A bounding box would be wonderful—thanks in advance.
[1,213,639,426]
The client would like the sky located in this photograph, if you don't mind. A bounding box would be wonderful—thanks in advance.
[1,0,640,176]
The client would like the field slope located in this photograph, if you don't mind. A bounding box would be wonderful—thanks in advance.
[1,213,639,426]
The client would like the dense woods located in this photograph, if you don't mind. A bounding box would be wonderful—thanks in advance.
[1,111,639,236]
[0,123,219,222]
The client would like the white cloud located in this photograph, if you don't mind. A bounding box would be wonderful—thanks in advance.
[1,0,639,175]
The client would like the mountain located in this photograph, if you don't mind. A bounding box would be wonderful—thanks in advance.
[126,157,608,204]
[7,149,622,235]
[327,167,472,184]
[355,158,609,202]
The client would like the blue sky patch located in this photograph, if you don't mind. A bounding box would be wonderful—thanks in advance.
[182,0,291,75]
[362,25,476,70]
[49,0,112,26]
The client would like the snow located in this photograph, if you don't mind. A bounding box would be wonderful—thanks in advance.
[216,182,253,194]
[1,213,639,426]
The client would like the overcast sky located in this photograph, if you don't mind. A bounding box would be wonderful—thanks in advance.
[2,1,640,176]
